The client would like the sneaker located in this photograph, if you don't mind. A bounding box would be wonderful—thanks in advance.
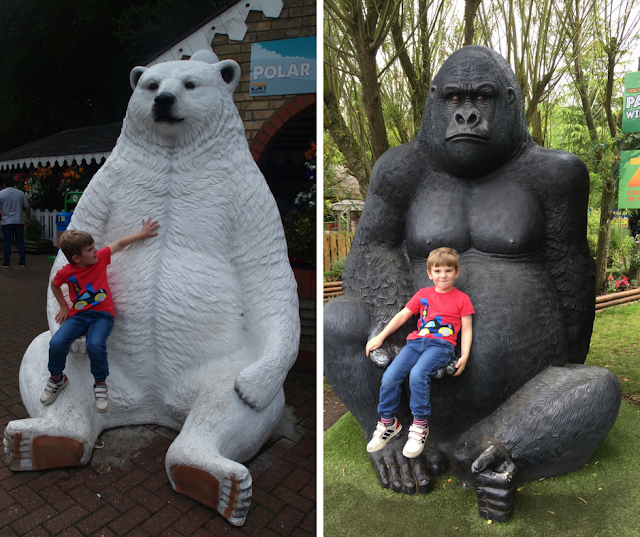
[366,418,402,452]
[402,424,429,458]
[1,263,8,268]
[40,375,68,405]
[94,383,108,412]
[17,263,25,268]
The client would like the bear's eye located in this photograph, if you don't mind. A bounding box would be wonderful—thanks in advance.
[148,83,158,91]
[185,82,196,90]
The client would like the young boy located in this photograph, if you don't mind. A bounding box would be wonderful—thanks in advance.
[365,247,474,458]
[42,218,159,412]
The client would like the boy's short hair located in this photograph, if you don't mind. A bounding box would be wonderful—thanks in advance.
[2,176,14,188]
[60,230,94,264]
[427,247,460,272]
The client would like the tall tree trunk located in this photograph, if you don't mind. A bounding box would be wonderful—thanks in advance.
[325,80,371,197]
[569,0,614,296]
[357,40,390,163]
[464,0,482,46]
[595,184,615,295]
[390,21,428,130]
[594,37,620,296]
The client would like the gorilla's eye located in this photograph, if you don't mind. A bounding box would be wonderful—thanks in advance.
[477,95,485,102]
[451,95,460,103]
[185,82,196,90]
[148,83,158,91]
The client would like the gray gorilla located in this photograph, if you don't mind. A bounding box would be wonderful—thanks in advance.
[324,46,621,522]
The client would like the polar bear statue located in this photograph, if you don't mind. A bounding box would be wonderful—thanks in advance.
[3,57,301,526]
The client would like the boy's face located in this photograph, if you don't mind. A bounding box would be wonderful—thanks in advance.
[427,264,460,293]
[72,243,98,267]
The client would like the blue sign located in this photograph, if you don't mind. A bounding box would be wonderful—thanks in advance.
[250,37,316,97]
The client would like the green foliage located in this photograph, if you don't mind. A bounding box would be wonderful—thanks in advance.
[324,131,352,200]
[587,209,601,256]
[284,206,315,267]
[324,257,346,282]
[25,219,42,241]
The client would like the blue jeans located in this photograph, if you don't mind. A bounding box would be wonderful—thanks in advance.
[2,224,25,265]
[48,310,114,381]
[378,338,455,420]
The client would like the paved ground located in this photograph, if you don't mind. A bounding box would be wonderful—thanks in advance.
[0,253,316,536]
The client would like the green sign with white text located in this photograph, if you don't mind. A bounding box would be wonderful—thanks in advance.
[623,72,640,133]
[619,150,640,209]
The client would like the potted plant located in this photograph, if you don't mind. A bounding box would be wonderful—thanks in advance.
[24,219,54,254]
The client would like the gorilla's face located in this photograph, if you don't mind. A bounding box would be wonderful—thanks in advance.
[421,47,528,178]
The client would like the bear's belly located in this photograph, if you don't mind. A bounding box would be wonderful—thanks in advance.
[423,254,568,445]
[104,228,246,375]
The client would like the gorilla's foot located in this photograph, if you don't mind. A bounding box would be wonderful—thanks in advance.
[369,436,434,495]
[3,418,89,471]
[170,460,252,526]
[471,445,518,523]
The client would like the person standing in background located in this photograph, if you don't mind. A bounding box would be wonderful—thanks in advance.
[0,175,30,268]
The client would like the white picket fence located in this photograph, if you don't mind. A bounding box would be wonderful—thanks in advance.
[31,209,59,242]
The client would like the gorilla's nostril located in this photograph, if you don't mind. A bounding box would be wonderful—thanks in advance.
[456,114,465,125]
[468,113,478,124]
[154,93,176,106]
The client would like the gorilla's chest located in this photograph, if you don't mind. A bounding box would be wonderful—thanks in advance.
[406,174,545,259]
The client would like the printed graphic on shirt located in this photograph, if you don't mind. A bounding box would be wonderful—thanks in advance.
[416,299,430,333]
[69,275,108,311]
[419,316,455,338]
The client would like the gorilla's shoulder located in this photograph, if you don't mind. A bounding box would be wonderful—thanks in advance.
[524,144,589,191]
[369,140,426,193]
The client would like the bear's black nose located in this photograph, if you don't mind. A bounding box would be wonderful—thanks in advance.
[154,93,176,106]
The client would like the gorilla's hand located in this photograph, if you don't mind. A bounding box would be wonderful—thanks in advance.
[433,359,458,378]
[369,347,393,368]
[471,445,518,523]
[367,324,404,368]
[369,435,435,495]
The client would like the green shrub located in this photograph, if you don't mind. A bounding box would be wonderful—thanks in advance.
[25,219,42,241]
[324,257,346,282]
[587,209,600,257]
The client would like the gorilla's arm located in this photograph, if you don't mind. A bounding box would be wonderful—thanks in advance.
[538,148,596,363]
[342,142,423,356]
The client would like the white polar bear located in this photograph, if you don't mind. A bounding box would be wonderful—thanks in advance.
[3,57,301,526]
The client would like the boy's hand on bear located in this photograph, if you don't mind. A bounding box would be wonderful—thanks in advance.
[366,334,393,368]
[140,217,160,238]
[365,334,385,356]
[54,306,69,325]
[453,356,468,376]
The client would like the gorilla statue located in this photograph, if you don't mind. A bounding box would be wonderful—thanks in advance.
[324,46,621,522]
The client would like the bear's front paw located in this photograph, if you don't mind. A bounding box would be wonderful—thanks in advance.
[69,336,87,354]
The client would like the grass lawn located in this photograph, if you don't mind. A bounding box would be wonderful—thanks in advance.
[324,302,640,536]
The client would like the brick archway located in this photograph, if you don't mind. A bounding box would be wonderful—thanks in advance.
[249,93,316,165]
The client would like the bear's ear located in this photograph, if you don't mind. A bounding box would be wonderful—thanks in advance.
[215,60,241,93]
[130,67,148,90]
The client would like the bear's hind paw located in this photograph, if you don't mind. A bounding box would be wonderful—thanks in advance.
[4,420,87,471]
[171,464,252,526]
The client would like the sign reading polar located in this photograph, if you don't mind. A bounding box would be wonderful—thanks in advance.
[3,56,301,526]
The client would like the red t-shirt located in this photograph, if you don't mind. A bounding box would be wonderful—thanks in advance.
[405,287,474,346]
[54,247,114,317]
